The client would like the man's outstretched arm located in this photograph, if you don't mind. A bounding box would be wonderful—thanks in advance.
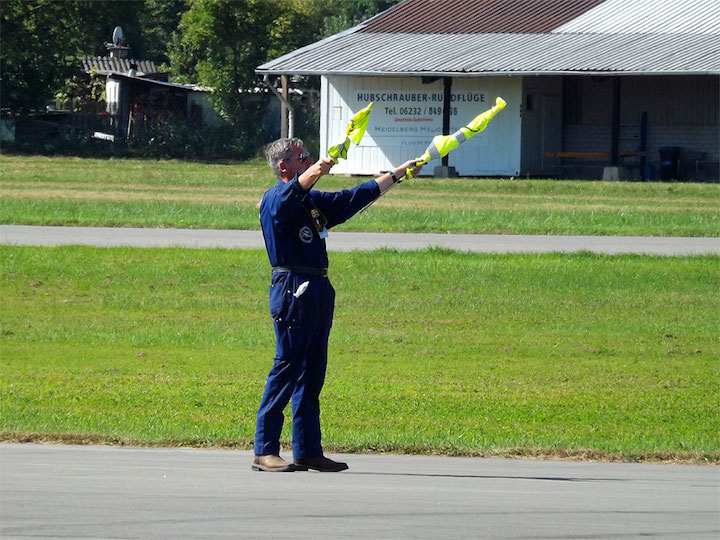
[375,158,424,194]
[298,157,335,190]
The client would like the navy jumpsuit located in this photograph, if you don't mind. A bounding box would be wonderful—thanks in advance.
[255,174,380,459]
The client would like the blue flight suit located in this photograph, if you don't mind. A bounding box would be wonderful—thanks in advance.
[255,174,380,458]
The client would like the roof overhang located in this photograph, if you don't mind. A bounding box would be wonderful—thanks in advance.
[256,32,720,78]
[257,69,719,78]
[107,72,211,92]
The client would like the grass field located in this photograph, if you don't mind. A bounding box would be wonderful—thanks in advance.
[2,245,718,462]
[1,154,718,236]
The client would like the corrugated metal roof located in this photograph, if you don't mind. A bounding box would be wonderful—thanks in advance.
[554,0,720,34]
[107,72,209,92]
[81,56,158,75]
[258,32,720,75]
[361,0,606,34]
[257,0,720,76]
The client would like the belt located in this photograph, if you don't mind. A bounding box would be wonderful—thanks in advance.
[272,266,328,277]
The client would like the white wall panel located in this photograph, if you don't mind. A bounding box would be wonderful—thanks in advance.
[106,79,120,115]
[321,75,522,176]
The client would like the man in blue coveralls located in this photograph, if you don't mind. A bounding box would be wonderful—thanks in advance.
[253,137,422,472]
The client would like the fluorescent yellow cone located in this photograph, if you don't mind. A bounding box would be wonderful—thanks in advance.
[414,96,507,168]
[328,102,373,162]
[348,102,373,144]
[361,98,505,213]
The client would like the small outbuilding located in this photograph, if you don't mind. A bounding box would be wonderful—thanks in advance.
[82,27,222,141]
[258,0,720,180]
[102,73,221,140]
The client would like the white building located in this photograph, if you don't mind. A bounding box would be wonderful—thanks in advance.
[258,0,720,181]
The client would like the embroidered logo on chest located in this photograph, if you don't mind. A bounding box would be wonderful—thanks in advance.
[299,226,314,244]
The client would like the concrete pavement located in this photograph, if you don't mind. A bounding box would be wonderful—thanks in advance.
[1,443,718,539]
[1,224,719,255]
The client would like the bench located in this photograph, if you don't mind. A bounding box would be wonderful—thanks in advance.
[544,151,648,179]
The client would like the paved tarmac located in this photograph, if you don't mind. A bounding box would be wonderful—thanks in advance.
[1,224,719,255]
[1,444,718,540]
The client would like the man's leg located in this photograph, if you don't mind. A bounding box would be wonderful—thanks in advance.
[254,318,310,457]
[290,281,347,471]
[289,330,328,459]
[290,280,333,458]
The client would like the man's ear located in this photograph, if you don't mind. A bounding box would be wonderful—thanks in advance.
[278,159,289,174]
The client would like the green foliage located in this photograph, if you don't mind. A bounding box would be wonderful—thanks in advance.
[130,119,258,160]
[1,0,400,157]
[169,0,281,122]
[0,0,400,116]
[139,0,189,66]
[3,118,263,161]
[1,0,84,113]
[53,71,106,113]
[0,0,187,114]
[320,0,399,37]
[168,0,322,125]
[167,0,401,124]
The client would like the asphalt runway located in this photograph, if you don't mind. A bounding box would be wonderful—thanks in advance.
[2,224,719,255]
[1,444,718,539]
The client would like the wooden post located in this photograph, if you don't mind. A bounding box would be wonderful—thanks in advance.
[442,77,452,167]
[611,78,621,166]
[639,111,648,178]
[281,75,289,138]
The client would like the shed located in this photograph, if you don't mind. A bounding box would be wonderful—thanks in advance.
[258,0,720,180]
[104,73,222,140]
[81,27,222,141]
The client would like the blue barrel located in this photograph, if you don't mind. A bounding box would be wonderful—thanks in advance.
[659,146,680,181]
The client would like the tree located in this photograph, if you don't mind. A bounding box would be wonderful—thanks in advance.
[169,0,309,123]
[138,0,189,67]
[320,0,399,38]
[1,0,86,114]
[0,0,187,114]
[167,0,400,124]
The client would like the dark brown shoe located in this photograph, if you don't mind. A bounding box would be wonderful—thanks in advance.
[294,455,348,472]
[251,454,296,472]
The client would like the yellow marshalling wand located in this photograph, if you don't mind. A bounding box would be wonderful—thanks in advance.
[327,102,374,163]
[360,97,507,213]
[403,96,507,179]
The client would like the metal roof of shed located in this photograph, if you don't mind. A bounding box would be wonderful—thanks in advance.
[360,0,606,34]
[81,56,158,76]
[553,0,720,35]
[257,0,720,76]
[259,32,720,76]
[107,72,209,92]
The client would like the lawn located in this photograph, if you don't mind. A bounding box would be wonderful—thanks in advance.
[1,154,718,236]
[2,245,718,463]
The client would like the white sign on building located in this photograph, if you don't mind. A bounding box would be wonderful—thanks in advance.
[320,75,522,176]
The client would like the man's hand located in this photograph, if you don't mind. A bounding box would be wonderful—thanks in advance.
[399,158,423,180]
[376,158,424,194]
[299,157,335,190]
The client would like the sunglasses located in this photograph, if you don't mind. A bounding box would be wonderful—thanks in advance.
[298,151,310,161]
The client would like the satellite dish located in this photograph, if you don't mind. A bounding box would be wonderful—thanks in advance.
[112,26,124,46]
